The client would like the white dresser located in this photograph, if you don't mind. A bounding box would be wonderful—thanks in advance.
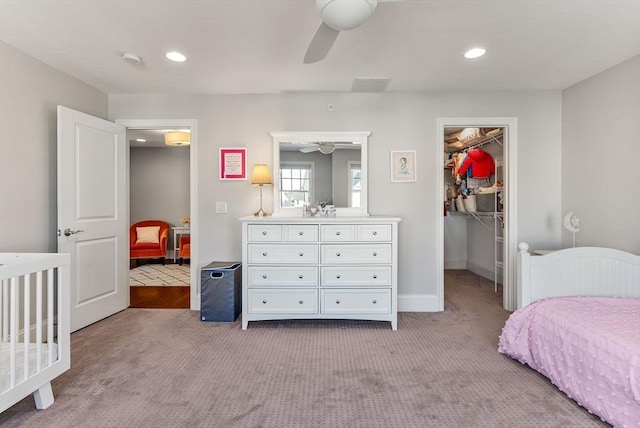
[240,216,401,330]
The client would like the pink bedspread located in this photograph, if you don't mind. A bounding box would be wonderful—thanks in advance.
[499,297,640,427]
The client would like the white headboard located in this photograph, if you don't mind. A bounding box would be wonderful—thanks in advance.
[517,242,640,308]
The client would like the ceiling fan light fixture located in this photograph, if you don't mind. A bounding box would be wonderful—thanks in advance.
[164,131,190,146]
[319,143,336,154]
[317,0,378,31]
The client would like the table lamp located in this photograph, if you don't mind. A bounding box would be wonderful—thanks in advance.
[251,164,272,217]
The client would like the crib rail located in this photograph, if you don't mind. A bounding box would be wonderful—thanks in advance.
[0,253,70,412]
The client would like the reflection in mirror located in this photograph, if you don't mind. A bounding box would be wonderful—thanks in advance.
[271,132,370,216]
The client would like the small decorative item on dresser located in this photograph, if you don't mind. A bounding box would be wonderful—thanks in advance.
[251,164,272,217]
[182,216,190,227]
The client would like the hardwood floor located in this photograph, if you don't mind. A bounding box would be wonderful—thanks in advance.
[130,286,190,309]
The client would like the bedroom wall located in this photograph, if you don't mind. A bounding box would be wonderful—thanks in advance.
[109,91,562,308]
[130,146,190,252]
[0,41,108,253]
[562,56,640,254]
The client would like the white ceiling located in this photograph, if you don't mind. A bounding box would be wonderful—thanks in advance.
[1,0,638,95]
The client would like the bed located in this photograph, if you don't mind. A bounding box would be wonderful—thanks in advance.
[499,243,640,427]
[0,253,71,413]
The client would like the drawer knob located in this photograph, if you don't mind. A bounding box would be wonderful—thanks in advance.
[262,252,268,257]
[336,300,341,304]
[373,252,377,256]
[299,252,304,256]
[373,275,377,279]
[373,231,378,235]
[262,274,267,279]
[299,300,304,304]
[372,299,377,304]
[262,231,267,235]
[336,252,341,257]
[262,300,267,304]
[299,275,304,279]
[299,231,304,235]
[336,274,341,279]
[336,231,341,236]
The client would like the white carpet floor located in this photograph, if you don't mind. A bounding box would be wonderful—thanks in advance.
[129,264,190,286]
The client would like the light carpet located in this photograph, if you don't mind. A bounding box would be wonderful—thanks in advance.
[129,263,190,286]
[0,270,606,427]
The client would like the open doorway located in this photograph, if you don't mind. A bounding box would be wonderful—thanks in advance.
[128,127,190,308]
[117,119,198,311]
[436,117,518,312]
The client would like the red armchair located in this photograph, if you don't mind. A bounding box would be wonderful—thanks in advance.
[130,220,170,267]
[178,236,191,265]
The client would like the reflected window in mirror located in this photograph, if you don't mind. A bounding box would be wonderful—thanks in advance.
[280,162,313,208]
[348,161,361,208]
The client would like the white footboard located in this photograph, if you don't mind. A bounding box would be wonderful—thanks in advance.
[517,242,640,308]
[0,253,70,412]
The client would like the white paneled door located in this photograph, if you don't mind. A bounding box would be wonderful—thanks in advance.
[57,106,128,332]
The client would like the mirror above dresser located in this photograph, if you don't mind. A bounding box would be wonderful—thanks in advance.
[271,131,370,216]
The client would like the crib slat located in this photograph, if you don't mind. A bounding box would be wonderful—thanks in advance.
[47,267,54,366]
[23,273,31,381]
[36,270,43,372]
[9,277,17,388]
[2,278,7,341]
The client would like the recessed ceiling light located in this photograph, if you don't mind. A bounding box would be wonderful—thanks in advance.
[464,48,486,59]
[166,51,187,62]
[135,138,146,142]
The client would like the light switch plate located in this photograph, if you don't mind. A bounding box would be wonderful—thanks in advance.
[216,202,228,213]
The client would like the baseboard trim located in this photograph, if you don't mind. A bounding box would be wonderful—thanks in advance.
[444,258,466,270]
[398,293,441,312]
[466,261,495,282]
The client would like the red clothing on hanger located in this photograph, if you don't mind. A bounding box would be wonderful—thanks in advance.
[458,149,495,179]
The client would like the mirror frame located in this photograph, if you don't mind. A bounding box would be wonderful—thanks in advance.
[271,131,370,217]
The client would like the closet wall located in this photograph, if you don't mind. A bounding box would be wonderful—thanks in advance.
[444,127,504,286]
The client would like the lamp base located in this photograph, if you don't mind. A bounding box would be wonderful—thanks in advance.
[254,208,270,217]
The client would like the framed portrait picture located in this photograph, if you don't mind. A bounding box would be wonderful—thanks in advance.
[390,150,417,182]
[219,148,247,180]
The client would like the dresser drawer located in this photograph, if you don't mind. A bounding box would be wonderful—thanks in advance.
[248,266,318,286]
[321,289,391,314]
[248,224,282,242]
[248,244,319,264]
[248,289,318,314]
[284,225,318,242]
[320,225,355,242]
[356,224,391,242]
[321,266,391,286]
[321,244,391,264]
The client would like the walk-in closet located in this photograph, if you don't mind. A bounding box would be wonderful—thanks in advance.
[443,127,505,293]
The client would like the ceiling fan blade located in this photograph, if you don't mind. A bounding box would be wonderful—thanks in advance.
[303,22,340,64]
[300,146,319,153]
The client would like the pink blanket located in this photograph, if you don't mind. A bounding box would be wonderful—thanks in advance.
[499,297,640,427]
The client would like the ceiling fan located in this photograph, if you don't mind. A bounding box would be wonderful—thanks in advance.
[300,142,351,154]
[304,0,405,64]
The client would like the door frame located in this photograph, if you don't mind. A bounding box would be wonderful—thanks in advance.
[436,117,518,311]
[116,119,199,310]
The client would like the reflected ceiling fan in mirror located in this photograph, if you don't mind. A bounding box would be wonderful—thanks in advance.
[300,142,351,154]
[304,0,406,64]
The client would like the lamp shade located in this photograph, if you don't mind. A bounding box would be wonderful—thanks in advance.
[251,164,272,185]
[164,131,190,146]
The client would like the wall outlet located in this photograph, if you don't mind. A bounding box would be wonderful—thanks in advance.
[216,202,228,213]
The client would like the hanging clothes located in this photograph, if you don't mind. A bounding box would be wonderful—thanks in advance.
[457,149,495,179]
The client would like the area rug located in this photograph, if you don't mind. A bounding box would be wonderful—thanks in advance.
[129,264,190,286]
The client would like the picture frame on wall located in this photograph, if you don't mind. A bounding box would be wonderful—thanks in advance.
[219,148,247,180]
[390,150,417,182]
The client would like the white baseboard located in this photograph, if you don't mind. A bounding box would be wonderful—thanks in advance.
[466,261,495,282]
[444,258,466,270]
[398,293,442,312]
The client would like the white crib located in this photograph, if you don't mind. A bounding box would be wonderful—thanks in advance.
[0,253,70,412]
